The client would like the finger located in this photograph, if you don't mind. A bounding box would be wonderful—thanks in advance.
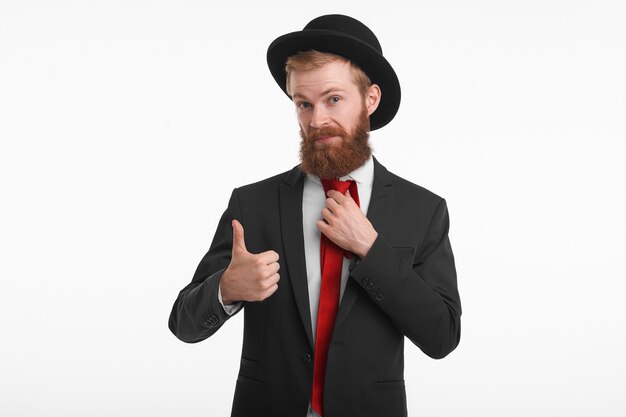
[263,261,280,277]
[317,219,331,236]
[256,274,279,299]
[325,189,340,201]
[260,283,279,301]
[321,207,334,223]
[265,272,280,286]
[325,197,341,213]
[256,272,280,290]
[344,189,357,205]
[258,250,280,264]
[231,219,248,254]
[327,189,348,204]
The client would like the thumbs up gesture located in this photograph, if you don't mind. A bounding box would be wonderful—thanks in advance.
[220,220,281,304]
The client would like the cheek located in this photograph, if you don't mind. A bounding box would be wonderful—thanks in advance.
[296,112,310,128]
[341,102,362,121]
[337,109,359,129]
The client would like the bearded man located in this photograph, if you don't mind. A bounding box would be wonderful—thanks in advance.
[169,14,462,417]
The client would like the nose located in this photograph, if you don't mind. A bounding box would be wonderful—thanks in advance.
[309,105,330,129]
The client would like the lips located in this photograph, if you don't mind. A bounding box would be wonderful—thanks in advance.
[316,136,334,142]
[308,127,345,143]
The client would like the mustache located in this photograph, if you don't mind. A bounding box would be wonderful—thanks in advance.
[306,126,347,141]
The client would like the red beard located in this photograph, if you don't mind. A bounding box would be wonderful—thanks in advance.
[299,106,372,179]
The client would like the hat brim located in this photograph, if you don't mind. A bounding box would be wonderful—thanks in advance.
[267,29,401,131]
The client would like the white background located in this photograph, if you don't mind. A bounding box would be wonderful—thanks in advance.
[1,1,625,416]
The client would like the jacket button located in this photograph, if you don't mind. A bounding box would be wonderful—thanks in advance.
[302,353,312,365]
[205,314,219,328]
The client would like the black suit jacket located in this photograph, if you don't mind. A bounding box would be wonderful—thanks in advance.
[169,157,462,417]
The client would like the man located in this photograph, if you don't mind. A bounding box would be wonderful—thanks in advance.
[169,14,461,417]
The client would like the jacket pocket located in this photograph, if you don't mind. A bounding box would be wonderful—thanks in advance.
[238,357,265,383]
[363,380,407,417]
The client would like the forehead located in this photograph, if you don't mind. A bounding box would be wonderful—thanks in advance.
[289,60,359,97]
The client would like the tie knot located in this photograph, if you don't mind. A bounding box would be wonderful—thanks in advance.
[321,178,354,195]
[320,178,360,208]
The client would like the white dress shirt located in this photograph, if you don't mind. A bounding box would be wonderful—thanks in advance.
[219,156,375,417]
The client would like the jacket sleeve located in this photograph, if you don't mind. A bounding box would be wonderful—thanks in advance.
[349,198,462,359]
[168,188,244,343]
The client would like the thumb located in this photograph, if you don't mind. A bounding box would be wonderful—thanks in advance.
[231,219,248,254]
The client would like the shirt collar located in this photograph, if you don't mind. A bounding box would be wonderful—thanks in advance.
[306,155,374,188]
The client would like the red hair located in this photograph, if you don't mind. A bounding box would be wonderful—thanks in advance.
[285,50,372,97]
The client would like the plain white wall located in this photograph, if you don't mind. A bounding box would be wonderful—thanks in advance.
[1,1,625,416]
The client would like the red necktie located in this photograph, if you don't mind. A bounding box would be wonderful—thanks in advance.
[312,178,360,416]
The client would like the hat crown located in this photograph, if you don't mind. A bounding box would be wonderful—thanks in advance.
[303,14,382,55]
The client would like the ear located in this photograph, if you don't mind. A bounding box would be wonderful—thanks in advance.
[365,84,382,117]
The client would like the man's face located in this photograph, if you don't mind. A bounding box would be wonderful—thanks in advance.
[289,60,377,179]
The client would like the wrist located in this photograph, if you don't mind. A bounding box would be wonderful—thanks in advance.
[356,231,378,258]
[220,268,235,305]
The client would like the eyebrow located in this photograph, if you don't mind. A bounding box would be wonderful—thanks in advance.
[292,88,348,101]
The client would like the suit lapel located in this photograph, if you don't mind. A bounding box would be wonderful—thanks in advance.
[279,165,315,348]
[335,156,394,330]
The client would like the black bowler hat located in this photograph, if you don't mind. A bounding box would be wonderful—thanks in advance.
[267,14,401,131]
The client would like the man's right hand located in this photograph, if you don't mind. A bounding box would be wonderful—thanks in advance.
[220,219,280,304]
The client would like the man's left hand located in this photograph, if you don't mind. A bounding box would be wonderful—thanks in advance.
[317,189,378,258]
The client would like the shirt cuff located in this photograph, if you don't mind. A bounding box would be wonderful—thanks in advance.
[218,283,242,315]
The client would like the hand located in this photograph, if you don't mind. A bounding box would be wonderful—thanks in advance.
[220,220,280,304]
[317,189,378,258]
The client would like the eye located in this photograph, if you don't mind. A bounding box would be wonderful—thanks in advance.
[298,101,312,110]
[329,96,341,104]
